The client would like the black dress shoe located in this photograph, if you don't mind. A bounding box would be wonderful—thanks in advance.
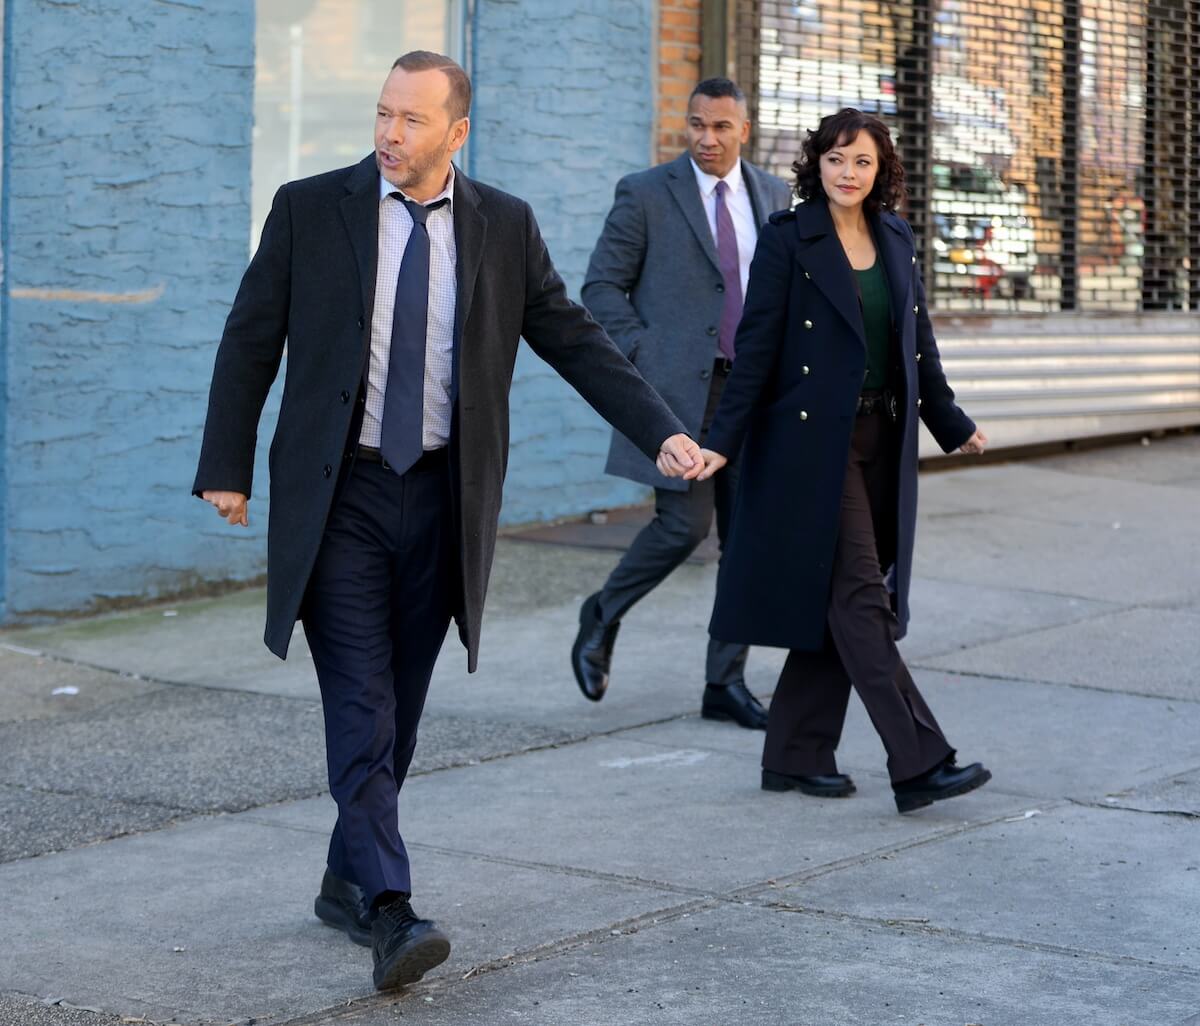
[372,895,451,991]
[701,681,768,730]
[893,759,992,813]
[571,592,619,701]
[314,868,372,947]
[761,769,856,797]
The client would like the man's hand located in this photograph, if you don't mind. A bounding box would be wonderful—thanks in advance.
[201,490,249,526]
[695,449,728,481]
[958,429,988,455]
[656,434,705,480]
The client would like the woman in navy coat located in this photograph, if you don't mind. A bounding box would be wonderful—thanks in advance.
[698,109,991,813]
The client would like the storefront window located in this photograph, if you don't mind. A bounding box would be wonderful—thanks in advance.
[253,0,456,246]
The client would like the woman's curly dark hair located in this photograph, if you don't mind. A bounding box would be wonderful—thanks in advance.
[792,108,906,215]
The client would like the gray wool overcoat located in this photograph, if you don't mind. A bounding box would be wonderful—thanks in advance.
[193,156,685,671]
[581,152,793,490]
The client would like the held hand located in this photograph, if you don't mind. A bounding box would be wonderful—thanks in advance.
[656,434,705,480]
[201,490,249,526]
[695,449,728,481]
[958,429,988,456]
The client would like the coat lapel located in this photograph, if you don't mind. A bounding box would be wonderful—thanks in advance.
[339,154,382,330]
[792,200,866,350]
[741,160,775,230]
[451,167,487,348]
[874,212,916,333]
[665,153,720,274]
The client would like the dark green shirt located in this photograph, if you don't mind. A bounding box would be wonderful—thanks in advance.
[855,259,891,390]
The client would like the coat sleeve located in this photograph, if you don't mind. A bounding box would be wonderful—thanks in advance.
[906,221,976,453]
[703,219,794,460]
[578,175,648,360]
[192,185,293,499]
[519,203,686,460]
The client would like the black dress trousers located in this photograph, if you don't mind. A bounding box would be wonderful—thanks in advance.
[762,410,954,783]
[301,452,457,904]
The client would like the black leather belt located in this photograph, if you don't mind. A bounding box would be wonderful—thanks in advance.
[354,445,448,472]
[714,357,733,376]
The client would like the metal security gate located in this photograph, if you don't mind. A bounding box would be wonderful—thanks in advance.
[730,0,1200,452]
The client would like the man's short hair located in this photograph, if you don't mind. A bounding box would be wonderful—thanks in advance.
[689,77,746,108]
[392,51,472,121]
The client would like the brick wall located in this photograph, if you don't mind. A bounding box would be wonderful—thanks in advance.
[657,0,703,164]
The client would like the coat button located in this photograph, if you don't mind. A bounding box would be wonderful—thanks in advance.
[804,271,812,279]
[339,390,350,403]
[799,410,809,421]
[357,316,365,329]
[802,365,810,375]
[322,464,333,478]
[913,305,919,314]
[804,319,813,329]
[715,282,725,293]
[916,353,922,362]
[916,398,923,408]
[706,326,717,336]
[700,369,711,380]
[911,256,917,264]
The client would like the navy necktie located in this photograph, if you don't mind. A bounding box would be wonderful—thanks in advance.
[714,180,743,361]
[380,194,448,475]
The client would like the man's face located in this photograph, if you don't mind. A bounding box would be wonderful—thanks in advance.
[685,94,750,178]
[374,67,469,197]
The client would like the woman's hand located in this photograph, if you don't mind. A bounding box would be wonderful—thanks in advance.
[695,449,728,481]
[958,429,988,455]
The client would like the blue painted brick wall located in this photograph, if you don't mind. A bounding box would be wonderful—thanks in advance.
[3,0,260,616]
[470,0,654,526]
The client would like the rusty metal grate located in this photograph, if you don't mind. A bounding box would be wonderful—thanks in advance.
[733,0,1199,314]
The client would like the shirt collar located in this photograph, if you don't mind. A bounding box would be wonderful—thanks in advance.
[689,156,745,198]
[379,163,456,207]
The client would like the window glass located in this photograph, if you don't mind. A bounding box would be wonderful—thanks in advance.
[253,0,453,246]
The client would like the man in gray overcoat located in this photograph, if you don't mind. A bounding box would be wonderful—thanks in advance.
[570,78,792,729]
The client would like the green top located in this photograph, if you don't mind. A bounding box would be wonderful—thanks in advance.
[855,259,891,391]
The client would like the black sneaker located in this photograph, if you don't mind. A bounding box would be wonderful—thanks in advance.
[371,895,451,991]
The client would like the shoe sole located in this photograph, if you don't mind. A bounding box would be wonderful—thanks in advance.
[314,896,372,947]
[571,594,607,702]
[701,707,767,731]
[895,768,992,814]
[373,931,452,991]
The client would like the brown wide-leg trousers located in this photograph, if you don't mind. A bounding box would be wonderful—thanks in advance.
[762,409,954,784]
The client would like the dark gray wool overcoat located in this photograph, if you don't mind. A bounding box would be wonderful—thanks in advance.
[194,156,685,671]
[704,198,976,651]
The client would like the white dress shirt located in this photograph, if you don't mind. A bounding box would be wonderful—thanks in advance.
[690,157,757,297]
[360,166,458,451]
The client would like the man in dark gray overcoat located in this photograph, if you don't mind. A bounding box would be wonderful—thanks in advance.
[193,52,702,993]
[570,78,792,729]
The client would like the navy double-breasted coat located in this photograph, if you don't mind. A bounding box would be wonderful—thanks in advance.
[704,199,975,651]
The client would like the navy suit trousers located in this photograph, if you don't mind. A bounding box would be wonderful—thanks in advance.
[301,453,457,904]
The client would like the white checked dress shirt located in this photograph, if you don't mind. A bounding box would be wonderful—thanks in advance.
[360,166,458,451]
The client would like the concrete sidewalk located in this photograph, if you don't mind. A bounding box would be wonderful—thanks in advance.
[1,435,1198,1026]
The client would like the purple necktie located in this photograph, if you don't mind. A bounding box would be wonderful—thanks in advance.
[714,179,743,361]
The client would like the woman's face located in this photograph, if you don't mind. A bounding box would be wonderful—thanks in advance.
[818,130,880,212]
